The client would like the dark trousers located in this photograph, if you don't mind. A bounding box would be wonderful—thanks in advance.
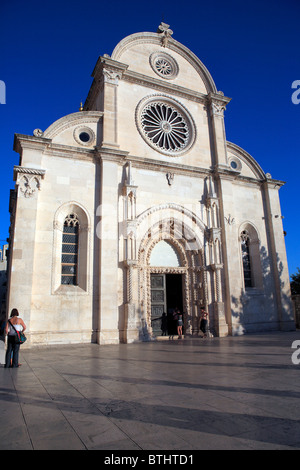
[5,336,20,368]
[200,319,207,334]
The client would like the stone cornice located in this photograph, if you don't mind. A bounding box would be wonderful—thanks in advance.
[213,165,263,187]
[208,92,232,106]
[95,146,129,163]
[122,70,208,104]
[262,178,286,190]
[124,154,211,178]
[43,143,96,162]
[85,64,231,110]
[13,133,51,154]
[91,56,129,79]
[13,165,46,180]
[85,56,129,110]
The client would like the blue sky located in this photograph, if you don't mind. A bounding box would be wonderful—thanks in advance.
[1,0,299,277]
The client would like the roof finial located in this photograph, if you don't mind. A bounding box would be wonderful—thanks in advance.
[79,101,83,111]
[156,22,173,47]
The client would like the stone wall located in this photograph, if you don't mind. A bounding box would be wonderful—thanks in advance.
[292,295,300,329]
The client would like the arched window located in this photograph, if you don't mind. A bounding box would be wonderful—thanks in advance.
[240,225,263,290]
[52,202,90,294]
[241,230,252,288]
[61,213,79,285]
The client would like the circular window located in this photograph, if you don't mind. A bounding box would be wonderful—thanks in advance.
[79,132,90,143]
[150,52,179,80]
[73,126,95,146]
[136,96,196,156]
[229,156,242,172]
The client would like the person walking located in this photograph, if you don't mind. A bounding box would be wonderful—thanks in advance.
[4,309,26,368]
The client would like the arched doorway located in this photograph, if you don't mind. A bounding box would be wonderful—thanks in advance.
[137,231,206,337]
[150,272,184,336]
[149,240,184,336]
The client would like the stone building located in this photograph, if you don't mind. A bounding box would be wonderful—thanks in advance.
[6,23,295,347]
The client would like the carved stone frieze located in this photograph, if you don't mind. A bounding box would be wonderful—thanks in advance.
[14,166,46,198]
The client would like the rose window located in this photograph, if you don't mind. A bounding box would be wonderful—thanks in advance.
[154,58,173,77]
[149,52,179,80]
[136,96,196,156]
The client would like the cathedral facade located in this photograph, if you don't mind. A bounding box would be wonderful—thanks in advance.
[6,24,295,346]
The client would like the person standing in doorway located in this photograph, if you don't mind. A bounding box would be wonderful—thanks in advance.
[177,308,183,339]
[4,309,26,368]
[161,312,168,336]
[200,307,208,338]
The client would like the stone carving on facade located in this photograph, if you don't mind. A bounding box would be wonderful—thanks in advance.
[33,128,44,137]
[208,93,231,119]
[103,68,123,85]
[225,214,235,225]
[211,101,227,117]
[166,172,174,185]
[14,166,46,198]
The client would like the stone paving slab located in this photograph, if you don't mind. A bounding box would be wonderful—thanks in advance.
[0,331,300,451]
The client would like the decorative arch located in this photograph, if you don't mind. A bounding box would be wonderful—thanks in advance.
[43,111,103,140]
[226,141,266,180]
[111,31,218,94]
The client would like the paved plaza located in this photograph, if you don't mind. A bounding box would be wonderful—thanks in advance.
[0,331,300,451]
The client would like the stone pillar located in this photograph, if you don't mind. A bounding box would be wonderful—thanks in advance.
[7,166,46,346]
[262,179,295,331]
[208,92,231,168]
[95,57,128,149]
[123,162,139,342]
[211,263,228,337]
[124,260,139,342]
[204,175,229,337]
[97,157,120,344]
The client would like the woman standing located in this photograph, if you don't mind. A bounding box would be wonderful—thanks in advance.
[5,309,26,368]
[200,307,208,338]
[176,308,183,339]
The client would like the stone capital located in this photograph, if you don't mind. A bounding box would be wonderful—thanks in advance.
[207,92,231,118]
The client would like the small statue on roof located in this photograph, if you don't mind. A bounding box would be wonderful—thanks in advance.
[157,22,173,47]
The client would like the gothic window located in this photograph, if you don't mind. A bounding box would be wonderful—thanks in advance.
[61,214,79,285]
[241,231,252,288]
[52,203,90,294]
[240,226,263,290]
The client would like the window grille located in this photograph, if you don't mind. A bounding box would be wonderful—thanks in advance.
[61,213,79,285]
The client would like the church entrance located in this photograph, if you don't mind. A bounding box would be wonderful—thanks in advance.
[150,273,183,336]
